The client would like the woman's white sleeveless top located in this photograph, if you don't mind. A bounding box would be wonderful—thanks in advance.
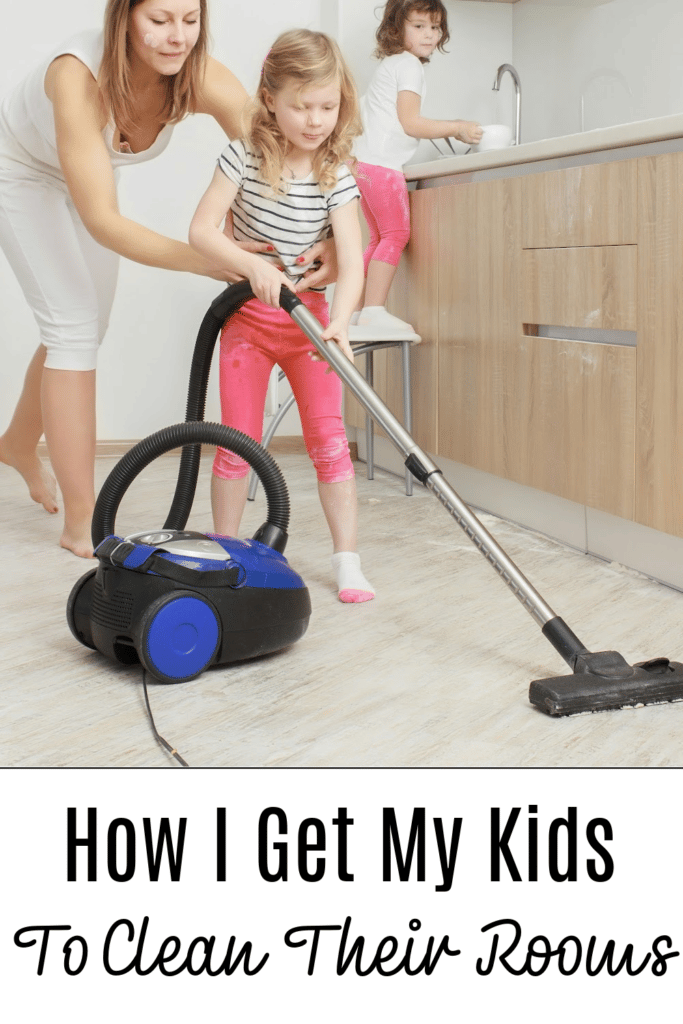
[0,29,174,182]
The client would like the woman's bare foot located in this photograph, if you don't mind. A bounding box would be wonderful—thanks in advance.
[0,436,59,514]
[60,513,94,559]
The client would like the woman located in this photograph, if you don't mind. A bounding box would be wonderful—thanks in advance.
[0,0,334,558]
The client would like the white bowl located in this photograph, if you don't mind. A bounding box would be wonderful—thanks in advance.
[471,124,513,153]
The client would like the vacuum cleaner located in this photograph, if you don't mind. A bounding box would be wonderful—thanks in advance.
[68,281,683,715]
[67,284,313,685]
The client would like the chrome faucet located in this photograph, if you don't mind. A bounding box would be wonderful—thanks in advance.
[492,63,522,146]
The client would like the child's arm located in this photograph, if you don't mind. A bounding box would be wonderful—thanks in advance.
[319,198,364,362]
[397,91,482,145]
[189,167,292,308]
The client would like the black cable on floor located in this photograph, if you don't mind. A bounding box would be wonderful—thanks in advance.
[142,669,189,767]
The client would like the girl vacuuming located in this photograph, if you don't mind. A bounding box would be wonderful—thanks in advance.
[189,29,374,603]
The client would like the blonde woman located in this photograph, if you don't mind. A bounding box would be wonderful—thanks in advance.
[0,0,335,558]
[189,30,374,603]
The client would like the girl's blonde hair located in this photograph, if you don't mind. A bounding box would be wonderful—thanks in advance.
[99,0,210,138]
[248,29,361,195]
[374,0,450,63]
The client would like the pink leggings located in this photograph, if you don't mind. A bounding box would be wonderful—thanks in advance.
[213,291,354,484]
[355,161,411,276]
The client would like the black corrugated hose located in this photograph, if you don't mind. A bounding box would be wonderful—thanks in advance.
[163,280,255,531]
[91,420,291,548]
[91,282,294,550]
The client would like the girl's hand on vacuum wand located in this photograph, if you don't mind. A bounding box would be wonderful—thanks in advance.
[312,319,355,372]
[248,258,293,309]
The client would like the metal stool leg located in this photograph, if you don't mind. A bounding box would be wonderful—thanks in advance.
[365,349,374,480]
[401,339,413,496]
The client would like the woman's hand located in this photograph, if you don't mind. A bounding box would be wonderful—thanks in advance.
[223,211,278,262]
[203,242,279,284]
[293,236,339,292]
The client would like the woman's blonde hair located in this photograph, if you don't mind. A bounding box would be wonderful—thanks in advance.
[248,29,361,195]
[374,0,450,63]
[99,0,210,137]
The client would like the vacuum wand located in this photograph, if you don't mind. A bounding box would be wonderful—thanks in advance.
[280,289,683,717]
[287,298,562,633]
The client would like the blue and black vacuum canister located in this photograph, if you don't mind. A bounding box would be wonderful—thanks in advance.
[68,528,310,684]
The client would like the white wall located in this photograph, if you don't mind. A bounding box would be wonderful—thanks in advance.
[513,0,683,142]
[1,0,323,442]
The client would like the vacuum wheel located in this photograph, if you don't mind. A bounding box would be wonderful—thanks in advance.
[66,568,97,649]
[139,591,221,684]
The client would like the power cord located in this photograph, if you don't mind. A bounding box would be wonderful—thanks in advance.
[141,669,189,767]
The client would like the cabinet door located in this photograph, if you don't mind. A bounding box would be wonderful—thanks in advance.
[636,153,683,538]
[503,336,635,519]
[438,176,523,477]
[522,161,638,248]
[522,245,637,331]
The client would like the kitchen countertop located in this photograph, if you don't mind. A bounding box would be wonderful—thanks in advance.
[405,111,683,182]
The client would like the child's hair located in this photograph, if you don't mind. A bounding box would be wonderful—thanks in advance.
[248,29,361,195]
[99,0,211,138]
[374,0,450,63]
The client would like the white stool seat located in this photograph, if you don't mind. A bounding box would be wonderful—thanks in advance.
[348,325,422,345]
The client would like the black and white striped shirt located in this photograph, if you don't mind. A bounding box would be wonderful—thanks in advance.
[218,139,360,292]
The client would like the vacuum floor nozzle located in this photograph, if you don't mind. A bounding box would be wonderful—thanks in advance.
[529,651,683,716]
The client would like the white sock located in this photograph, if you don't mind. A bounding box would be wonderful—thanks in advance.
[357,306,414,332]
[331,551,375,604]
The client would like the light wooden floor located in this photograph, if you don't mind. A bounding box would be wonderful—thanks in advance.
[2,451,683,768]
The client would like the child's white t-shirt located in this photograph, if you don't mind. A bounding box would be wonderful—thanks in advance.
[218,139,360,292]
[354,51,427,171]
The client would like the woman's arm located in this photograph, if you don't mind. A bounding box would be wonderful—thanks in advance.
[189,166,291,307]
[194,55,250,137]
[47,56,224,277]
[397,90,482,144]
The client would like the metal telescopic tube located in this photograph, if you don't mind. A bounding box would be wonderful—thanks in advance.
[287,301,558,630]
[423,472,556,628]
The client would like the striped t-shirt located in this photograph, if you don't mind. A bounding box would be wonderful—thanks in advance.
[217,139,360,292]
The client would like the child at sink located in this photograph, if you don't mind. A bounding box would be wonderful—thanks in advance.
[352,0,482,336]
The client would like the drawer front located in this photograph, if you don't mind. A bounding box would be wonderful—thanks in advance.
[522,161,638,248]
[522,245,637,331]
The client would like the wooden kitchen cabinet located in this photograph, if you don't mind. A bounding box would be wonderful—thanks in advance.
[350,149,683,540]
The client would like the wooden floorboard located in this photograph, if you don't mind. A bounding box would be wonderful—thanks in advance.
[2,452,683,768]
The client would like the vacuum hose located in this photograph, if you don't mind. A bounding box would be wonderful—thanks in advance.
[164,280,255,530]
[91,282,291,551]
[91,420,290,550]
